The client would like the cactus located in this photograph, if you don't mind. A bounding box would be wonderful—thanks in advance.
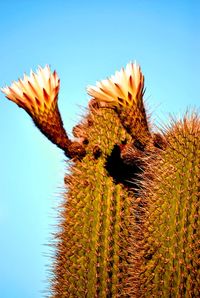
[1,63,199,297]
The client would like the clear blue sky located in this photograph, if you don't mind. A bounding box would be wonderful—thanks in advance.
[0,1,199,297]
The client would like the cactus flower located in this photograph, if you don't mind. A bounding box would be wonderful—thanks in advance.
[1,65,60,115]
[87,62,144,109]
[1,66,85,158]
[88,62,150,146]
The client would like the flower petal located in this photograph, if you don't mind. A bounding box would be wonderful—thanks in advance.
[87,62,144,110]
[1,65,60,115]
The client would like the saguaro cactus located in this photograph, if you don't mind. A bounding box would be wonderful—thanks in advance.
[1,62,199,297]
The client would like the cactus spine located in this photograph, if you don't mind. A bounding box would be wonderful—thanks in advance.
[1,63,199,297]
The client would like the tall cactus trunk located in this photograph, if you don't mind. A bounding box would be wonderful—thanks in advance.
[52,107,137,297]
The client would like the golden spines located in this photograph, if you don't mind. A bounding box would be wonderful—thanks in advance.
[1,66,85,158]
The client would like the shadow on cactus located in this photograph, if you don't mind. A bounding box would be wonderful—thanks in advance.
[1,62,199,297]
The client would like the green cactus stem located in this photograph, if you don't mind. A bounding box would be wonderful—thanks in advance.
[128,114,200,297]
[52,107,137,297]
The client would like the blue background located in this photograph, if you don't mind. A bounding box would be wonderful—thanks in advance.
[0,1,199,297]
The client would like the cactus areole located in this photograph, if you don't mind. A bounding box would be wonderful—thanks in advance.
[1,62,199,297]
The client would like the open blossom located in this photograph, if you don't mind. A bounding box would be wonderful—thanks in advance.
[1,65,86,158]
[87,62,150,144]
[87,62,145,109]
[1,65,60,115]
[1,65,66,150]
